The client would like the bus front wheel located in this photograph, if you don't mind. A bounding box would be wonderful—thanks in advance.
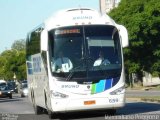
[107,109,116,115]
[34,104,43,115]
[48,110,54,119]
[45,93,54,119]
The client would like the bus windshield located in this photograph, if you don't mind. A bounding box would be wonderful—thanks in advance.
[49,25,122,81]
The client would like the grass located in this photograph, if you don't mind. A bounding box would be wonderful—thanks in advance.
[126,96,160,103]
[151,85,160,90]
[140,96,160,102]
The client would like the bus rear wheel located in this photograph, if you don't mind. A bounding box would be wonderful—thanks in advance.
[34,105,43,115]
[32,91,43,115]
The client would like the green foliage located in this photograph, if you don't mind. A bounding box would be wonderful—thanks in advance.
[109,0,160,77]
[11,39,26,51]
[0,39,26,80]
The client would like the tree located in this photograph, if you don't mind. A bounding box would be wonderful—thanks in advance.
[0,55,7,79]
[109,0,160,78]
[0,39,26,81]
[11,39,26,51]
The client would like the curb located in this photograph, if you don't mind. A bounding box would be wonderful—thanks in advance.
[126,98,141,102]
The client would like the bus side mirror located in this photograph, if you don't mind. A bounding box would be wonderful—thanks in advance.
[41,29,48,51]
[117,25,129,48]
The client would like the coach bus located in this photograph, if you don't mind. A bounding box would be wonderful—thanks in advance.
[26,8,128,119]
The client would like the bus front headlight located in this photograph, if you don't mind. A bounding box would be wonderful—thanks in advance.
[50,90,68,98]
[110,85,125,95]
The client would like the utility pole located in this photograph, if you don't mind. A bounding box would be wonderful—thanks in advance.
[112,0,115,8]
[99,0,106,14]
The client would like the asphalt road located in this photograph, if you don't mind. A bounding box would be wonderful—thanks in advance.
[0,90,160,120]
[126,89,160,97]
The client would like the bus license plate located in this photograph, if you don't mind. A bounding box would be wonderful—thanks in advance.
[84,100,96,105]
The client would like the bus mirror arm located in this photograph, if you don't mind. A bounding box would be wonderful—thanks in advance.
[41,29,48,51]
[117,25,129,48]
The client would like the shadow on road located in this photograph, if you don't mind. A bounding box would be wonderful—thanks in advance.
[117,102,160,115]
[54,102,160,119]
[18,111,114,120]
[0,96,23,103]
[2,102,160,120]
[57,111,110,120]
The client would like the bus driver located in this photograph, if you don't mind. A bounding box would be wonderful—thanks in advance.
[52,51,73,72]
[93,51,110,66]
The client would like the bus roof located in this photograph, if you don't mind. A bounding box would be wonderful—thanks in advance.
[44,8,116,31]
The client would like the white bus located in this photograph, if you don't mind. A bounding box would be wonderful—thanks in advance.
[26,8,128,119]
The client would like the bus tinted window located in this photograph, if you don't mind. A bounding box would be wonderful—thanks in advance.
[49,25,122,80]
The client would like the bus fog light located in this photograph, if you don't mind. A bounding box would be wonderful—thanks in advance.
[50,90,68,98]
[110,85,125,95]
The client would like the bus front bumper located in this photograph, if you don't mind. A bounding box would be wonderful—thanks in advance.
[50,95,125,112]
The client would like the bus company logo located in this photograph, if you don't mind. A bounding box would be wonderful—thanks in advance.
[73,16,92,20]
[87,85,90,89]
[61,85,79,88]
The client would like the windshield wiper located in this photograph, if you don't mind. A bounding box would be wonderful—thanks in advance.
[66,57,94,81]
[66,66,82,81]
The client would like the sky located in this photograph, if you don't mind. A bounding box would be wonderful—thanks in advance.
[0,0,99,53]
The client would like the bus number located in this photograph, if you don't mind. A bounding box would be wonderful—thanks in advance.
[109,98,118,103]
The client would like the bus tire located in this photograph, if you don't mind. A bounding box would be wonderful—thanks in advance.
[48,110,54,119]
[44,92,54,119]
[34,105,43,115]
